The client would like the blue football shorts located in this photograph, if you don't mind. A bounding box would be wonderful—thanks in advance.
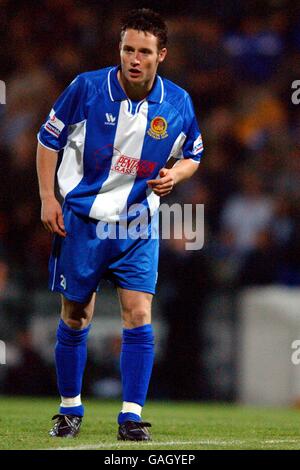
[48,203,159,302]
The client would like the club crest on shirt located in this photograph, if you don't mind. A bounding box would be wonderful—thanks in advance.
[147,116,168,140]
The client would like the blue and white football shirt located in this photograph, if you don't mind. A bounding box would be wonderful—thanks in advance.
[38,65,204,222]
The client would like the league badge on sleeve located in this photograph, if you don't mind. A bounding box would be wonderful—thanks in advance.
[45,109,65,138]
[192,134,203,155]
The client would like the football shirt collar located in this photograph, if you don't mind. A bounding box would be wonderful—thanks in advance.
[108,65,164,104]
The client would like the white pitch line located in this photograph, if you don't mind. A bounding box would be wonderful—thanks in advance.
[47,438,300,451]
[263,439,300,444]
[48,439,240,450]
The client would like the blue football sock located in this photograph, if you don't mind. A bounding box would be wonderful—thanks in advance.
[55,319,91,417]
[119,324,154,424]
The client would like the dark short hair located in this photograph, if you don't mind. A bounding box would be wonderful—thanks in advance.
[120,8,168,50]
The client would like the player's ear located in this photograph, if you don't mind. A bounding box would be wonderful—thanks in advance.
[158,48,167,63]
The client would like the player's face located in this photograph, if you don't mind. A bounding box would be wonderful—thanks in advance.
[120,29,167,89]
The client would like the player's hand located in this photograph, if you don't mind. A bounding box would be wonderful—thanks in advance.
[147,168,177,197]
[41,196,67,237]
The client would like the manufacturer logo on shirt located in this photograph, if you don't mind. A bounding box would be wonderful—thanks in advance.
[147,116,168,140]
[45,109,65,138]
[111,155,157,178]
[105,113,116,125]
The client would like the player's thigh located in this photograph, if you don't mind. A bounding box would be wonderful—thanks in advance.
[117,288,153,328]
[61,292,96,329]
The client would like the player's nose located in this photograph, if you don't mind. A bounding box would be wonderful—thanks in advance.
[131,52,141,65]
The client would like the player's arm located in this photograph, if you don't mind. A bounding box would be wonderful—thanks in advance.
[147,158,199,197]
[148,92,203,196]
[36,142,66,237]
[36,75,84,236]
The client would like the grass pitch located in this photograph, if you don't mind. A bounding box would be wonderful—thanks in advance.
[0,397,300,450]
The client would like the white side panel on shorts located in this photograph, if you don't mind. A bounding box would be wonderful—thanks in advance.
[89,100,149,222]
[57,120,86,197]
[51,257,58,291]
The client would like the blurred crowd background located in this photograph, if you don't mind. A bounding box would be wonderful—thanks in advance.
[0,0,300,401]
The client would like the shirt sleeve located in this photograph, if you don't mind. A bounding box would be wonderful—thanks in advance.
[37,75,84,152]
[180,93,204,163]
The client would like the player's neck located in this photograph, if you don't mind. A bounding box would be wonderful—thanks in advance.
[118,70,154,101]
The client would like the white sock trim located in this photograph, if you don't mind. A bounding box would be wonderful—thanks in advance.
[60,394,82,408]
[121,402,142,416]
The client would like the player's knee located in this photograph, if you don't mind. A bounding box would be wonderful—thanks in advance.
[61,295,94,330]
[122,307,151,328]
[63,316,90,330]
[62,307,91,330]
